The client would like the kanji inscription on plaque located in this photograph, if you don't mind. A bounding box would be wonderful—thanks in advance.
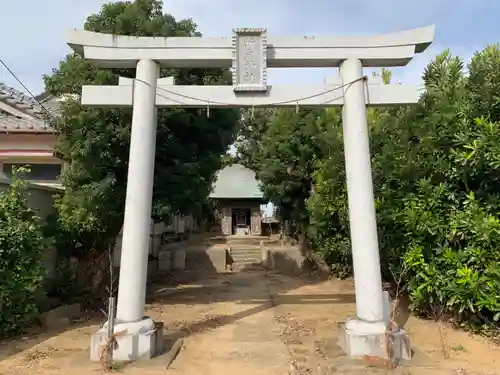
[232,28,268,92]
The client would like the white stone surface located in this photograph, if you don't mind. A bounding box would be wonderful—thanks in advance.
[90,318,161,362]
[174,249,186,270]
[115,59,159,323]
[261,245,269,265]
[340,58,384,324]
[70,26,435,363]
[339,319,411,360]
[158,258,172,272]
[67,26,435,68]
[81,82,420,108]
[232,28,268,92]
[177,217,185,234]
[158,250,173,271]
[382,290,391,325]
[151,234,161,257]
[158,249,186,271]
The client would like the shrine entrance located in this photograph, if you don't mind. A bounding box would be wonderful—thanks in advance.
[68,25,435,362]
[232,208,251,235]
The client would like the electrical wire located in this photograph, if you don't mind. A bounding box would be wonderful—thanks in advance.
[0,56,380,113]
[1,54,425,111]
[1,55,418,120]
[0,58,54,118]
[132,76,368,109]
[0,58,61,137]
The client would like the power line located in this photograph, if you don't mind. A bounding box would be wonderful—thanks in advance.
[0,58,59,122]
[0,55,368,113]
[1,57,388,120]
[133,76,368,108]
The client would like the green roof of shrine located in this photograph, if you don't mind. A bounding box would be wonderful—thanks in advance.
[210,164,264,199]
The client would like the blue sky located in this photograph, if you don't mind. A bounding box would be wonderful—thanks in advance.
[1,0,499,94]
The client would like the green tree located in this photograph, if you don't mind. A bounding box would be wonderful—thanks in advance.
[240,45,500,333]
[310,47,500,331]
[307,70,393,277]
[466,44,500,122]
[236,108,334,251]
[43,0,239,293]
[236,108,277,171]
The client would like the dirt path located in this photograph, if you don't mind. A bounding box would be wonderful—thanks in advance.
[0,268,499,375]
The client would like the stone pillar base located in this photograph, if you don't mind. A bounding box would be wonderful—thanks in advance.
[338,319,411,361]
[90,317,163,362]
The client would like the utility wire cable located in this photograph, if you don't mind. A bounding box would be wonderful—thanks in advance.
[0,58,59,135]
[0,58,368,112]
[132,76,368,108]
[0,58,54,118]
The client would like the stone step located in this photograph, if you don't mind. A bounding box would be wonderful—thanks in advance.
[231,246,261,252]
[226,239,267,245]
[233,260,262,269]
[231,257,262,264]
[228,243,262,248]
[230,248,262,266]
[230,248,260,253]
[230,248,260,252]
[231,254,261,260]
[231,255,262,262]
[230,253,261,260]
[230,251,260,256]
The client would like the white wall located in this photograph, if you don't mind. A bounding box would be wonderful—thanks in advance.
[113,214,197,266]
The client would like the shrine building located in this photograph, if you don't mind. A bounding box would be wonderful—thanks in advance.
[209,163,266,236]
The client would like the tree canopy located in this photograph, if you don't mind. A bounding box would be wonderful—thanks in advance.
[236,45,500,333]
[44,0,239,256]
[40,0,500,334]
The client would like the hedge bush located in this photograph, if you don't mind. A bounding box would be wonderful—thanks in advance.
[0,170,45,335]
[238,44,500,336]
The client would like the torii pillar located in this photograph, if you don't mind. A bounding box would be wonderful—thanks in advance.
[68,25,434,362]
[340,58,390,356]
[115,59,159,323]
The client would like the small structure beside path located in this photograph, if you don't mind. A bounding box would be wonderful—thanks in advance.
[210,164,266,237]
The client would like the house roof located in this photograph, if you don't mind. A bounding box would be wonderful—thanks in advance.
[210,163,264,200]
[0,176,64,192]
[0,83,54,133]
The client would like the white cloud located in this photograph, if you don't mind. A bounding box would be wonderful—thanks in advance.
[0,0,494,94]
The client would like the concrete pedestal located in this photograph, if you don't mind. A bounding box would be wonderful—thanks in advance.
[90,317,163,362]
[158,248,186,272]
[339,319,411,361]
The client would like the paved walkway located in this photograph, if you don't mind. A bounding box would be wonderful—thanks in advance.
[1,267,499,375]
[162,270,292,375]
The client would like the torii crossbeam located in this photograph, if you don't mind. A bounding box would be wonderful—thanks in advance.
[81,75,419,108]
[68,26,434,362]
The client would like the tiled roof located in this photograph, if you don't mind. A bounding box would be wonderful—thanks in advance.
[0,83,45,116]
[210,164,264,199]
[0,114,51,132]
[0,82,54,133]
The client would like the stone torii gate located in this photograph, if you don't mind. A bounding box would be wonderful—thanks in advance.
[68,26,434,361]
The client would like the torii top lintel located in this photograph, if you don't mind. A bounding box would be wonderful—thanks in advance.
[67,26,435,69]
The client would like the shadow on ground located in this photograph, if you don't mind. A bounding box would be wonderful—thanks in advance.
[146,252,352,348]
[0,250,335,362]
[0,313,102,362]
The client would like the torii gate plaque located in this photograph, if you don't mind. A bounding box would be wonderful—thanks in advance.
[232,28,268,92]
[68,25,435,362]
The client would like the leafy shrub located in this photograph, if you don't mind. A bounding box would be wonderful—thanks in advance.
[0,169,45,335]
[306,47,500,335]
[239,45,500,336]
[403,192,500,330]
